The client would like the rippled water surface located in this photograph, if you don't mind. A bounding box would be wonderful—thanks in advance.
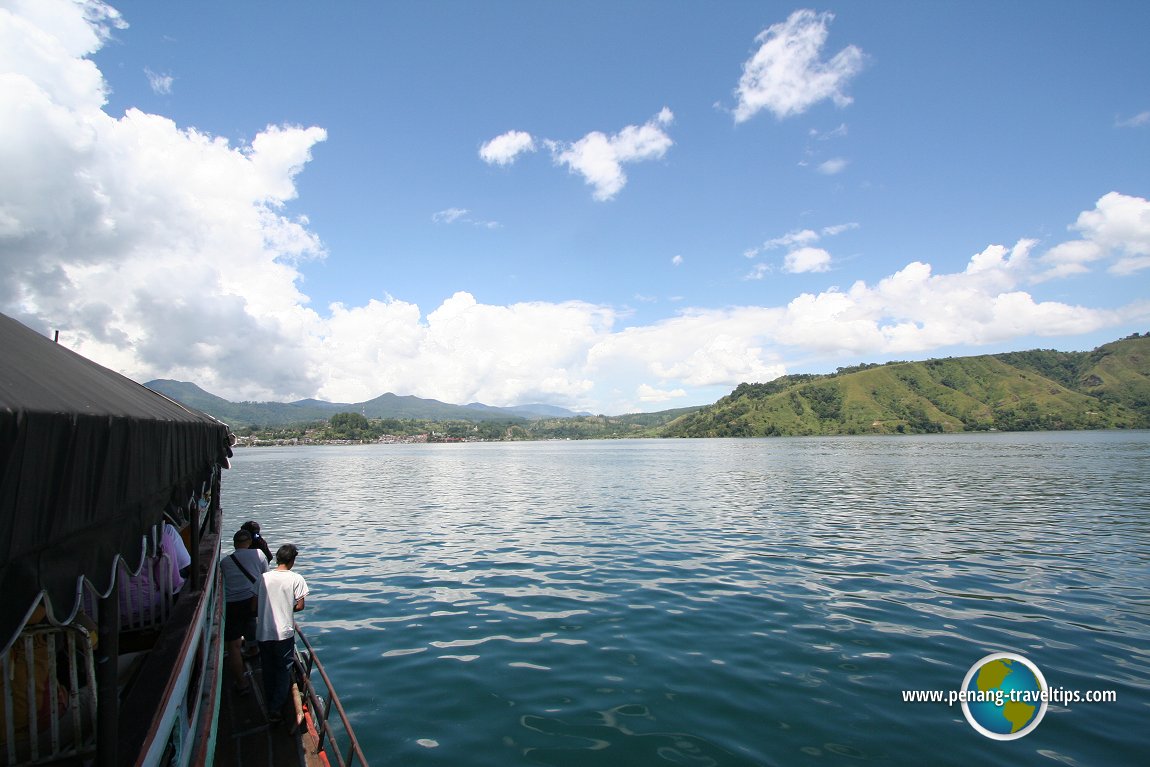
[225,433,1150,766]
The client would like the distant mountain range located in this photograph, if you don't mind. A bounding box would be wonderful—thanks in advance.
[144,380,591,427]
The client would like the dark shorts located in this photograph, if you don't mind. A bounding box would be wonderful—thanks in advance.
[225,598,254,641]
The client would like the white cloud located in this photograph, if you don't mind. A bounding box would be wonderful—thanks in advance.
[1075,192,1150,274]
[821,222,859,237]
[432,207,499,228]
[479,130,536,165]
[1074,192,1150,250]
[432,207,468,224]
[1115,111,1150,128]
[316,292,614,406]
[1037,192,1150,278]
[763,228,819,250]
[589,313,787,392]
[733,9,865,123]
[144,67,172,95]
[816,157,847,175]
[743,263,772,281]
[770,248,1120,355]
[550,108,674,201]
[966,239,1034,277]
[637,383,687,403]
[671,254,683,266]
[783,247,832,273]
[810,123,848,140]
[749,223,855,277]
[480,109,673,201]
[1036,240,1101,280]
[0,0,327,399]
[0,0,121,112]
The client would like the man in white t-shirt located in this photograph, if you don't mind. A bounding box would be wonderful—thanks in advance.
[256,543,309,724]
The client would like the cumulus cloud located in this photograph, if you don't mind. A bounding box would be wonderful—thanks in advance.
[767,242,1118,356]
[482,109,674,201]
[671,255,683,266]
[733,9,865,123]
[747,222,856,275]
[1037,192,1150,278]
[783,247,832,273]
[589,313,787,395]
[1074,192,1150,275]
[637,384,687,403]
[549,108,674,201]
[479,129,536,165]
[315,292,614,406]
[0,0,328,399]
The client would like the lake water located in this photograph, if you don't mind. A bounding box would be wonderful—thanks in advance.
[223,432,1150,766]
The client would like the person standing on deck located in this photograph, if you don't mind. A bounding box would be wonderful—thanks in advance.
[256,543,309,724]
[220,529,268,693]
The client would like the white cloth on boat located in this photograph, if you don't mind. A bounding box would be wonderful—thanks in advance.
[162,522,192,594]
[256,569,309,641]
[109,523,191,627]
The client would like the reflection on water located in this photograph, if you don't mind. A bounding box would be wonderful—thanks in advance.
[226,432,1150,766]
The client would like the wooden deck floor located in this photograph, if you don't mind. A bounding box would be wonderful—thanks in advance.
[214,650,326,767]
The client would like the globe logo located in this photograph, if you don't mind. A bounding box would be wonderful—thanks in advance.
[961,652,1048,740]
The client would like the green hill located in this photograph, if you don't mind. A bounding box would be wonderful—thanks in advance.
[146,380,349,427]
[511,406,703,439]
[661,335,1150,437]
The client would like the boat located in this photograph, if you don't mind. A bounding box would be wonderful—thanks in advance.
[0,312,367,766]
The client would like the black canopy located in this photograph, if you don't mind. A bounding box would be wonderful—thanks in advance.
[0,313,232,654]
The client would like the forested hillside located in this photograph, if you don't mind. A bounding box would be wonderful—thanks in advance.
[661,335,1150,437]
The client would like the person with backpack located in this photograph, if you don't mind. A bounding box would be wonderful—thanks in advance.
[220,528,269,693]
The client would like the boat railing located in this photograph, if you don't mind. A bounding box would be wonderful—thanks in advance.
[293,626,369,767]
[0,622,97,766]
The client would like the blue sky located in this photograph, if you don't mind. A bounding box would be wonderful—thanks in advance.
[2,1,1148,414]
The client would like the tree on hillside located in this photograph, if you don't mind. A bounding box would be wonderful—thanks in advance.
[330,411,369,435]
[330,412,369,430]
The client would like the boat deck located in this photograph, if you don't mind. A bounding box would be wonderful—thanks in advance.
[215,651,326,767]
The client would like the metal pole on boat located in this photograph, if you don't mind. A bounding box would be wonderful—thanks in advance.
[96,589,120,767]
[189,496,201,592]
